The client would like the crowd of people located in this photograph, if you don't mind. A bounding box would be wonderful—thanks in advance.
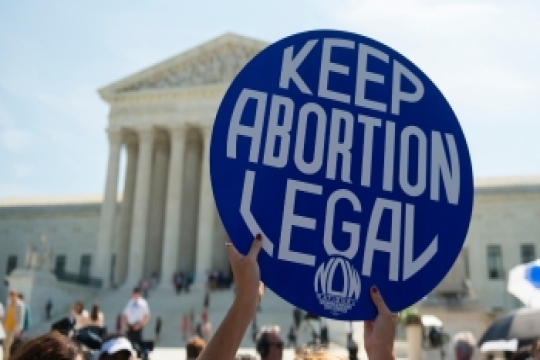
[6,235,539,359]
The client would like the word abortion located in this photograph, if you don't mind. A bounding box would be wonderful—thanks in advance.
[228,90,460,204]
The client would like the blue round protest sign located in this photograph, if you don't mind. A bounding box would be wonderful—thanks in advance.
[210,30,473,320]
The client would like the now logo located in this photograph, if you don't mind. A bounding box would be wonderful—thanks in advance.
[314,257,361,300]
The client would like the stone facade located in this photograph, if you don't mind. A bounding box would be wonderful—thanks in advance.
[0,33,539,312]
[0,196,104,300]
[463,177,540,310]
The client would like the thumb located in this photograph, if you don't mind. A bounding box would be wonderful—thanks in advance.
[370,286,391,315]
[247,233,263,261]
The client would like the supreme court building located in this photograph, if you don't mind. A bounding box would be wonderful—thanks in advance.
[0,33,539,310]
[94,33,267,287]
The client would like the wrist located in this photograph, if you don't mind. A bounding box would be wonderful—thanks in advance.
[232,294,258,314]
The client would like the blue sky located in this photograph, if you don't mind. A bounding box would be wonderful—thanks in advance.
[1,0,539,199]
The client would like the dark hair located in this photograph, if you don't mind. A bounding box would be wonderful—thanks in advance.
[133,287,141,294]
[256,332,270,358]
[511,350,532,360]
[99,351,131,360]
[91,303,100,322]
[10,331,83,360]
[10,337,26,356]
[73,301,84,315]
[256,327,282,358]
[186,336,206,358]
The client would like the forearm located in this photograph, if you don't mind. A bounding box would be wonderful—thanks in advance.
[366,350,395,360]
[198,297,257,360]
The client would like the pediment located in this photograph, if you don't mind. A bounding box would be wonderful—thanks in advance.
[100,33,268,100]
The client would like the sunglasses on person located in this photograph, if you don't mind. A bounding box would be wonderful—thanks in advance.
[268,341,284,350]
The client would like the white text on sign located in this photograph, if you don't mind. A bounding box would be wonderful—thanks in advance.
[226,38,461,281]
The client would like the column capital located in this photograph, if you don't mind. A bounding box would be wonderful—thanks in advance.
[124,132,138,148]
[137,127,154,142]
[107,128,123,144]
[168,126,187,139]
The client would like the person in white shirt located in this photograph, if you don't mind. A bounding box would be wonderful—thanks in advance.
[122,287,150,345]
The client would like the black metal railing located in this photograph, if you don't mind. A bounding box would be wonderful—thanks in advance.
[55,271,102,288]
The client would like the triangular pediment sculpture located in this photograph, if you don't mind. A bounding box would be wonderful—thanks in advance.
[100,33,268,100]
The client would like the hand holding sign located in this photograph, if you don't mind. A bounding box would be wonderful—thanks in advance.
[227,234,264,306]
[364,286,399,359]
[211,30,473,320]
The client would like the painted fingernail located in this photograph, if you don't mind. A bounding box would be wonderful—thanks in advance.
[371,286,378,294]
[256,233,262,241]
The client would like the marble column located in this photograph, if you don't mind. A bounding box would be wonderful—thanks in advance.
[116,134,138,285]
[126,127,154,285]
[179,133,201,273]
[145,131,169,279]
[194,126,215,286]
[160,127,186,289]
[95,128,123,287]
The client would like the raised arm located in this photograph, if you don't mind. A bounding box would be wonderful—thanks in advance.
[198,234,263,360]
[363,286,398,360]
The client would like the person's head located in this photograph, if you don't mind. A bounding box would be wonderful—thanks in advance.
[10,337,26,356]
[454,340,474,360]
[10,331,84,360]
[256,325,284,360]
[132,287,141,300]
[186,336,206,359]
[73,301,84,315]
[18,293,24,301]
[512,350,533,360]
[9,289,18,303]
[91,303,100,321]
[99,335,135,360]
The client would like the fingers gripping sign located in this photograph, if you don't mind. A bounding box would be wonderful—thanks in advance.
[364,286,399,359]
[227,234,264,305]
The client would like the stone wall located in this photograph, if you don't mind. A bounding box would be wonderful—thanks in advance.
[464,179,540,311]
[0,197,105,300]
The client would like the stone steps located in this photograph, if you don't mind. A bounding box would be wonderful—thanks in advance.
[28,284,411,359]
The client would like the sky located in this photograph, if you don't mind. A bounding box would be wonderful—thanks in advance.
[0,0,539,199]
